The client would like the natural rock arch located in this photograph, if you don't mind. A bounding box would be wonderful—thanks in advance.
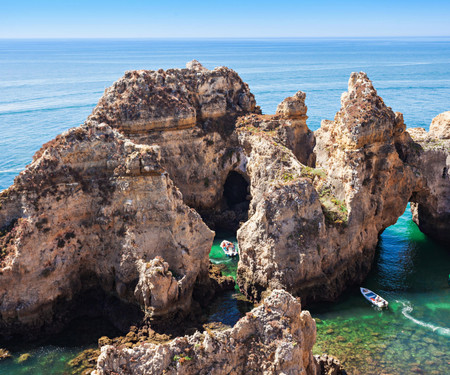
[236,73,450,304]
[0,62,448,341]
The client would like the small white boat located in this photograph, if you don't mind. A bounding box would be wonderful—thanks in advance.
[360,287,388,308]
[220,240,238,257]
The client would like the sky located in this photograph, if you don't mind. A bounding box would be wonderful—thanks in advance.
[1,0,449,38]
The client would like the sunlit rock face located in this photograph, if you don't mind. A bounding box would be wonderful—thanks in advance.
[0,62,448,343]
[236,72,450,303]
[89,60,258,219]
[429,111,450,140]
[0,122,214,338]
[94,290,324,375]
[407,120,450,244]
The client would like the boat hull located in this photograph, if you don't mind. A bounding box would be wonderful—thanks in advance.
[360,287,388,308]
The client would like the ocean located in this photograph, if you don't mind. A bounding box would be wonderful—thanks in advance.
[0,38,449,374]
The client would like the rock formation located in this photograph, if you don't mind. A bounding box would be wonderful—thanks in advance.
[236,72,450,303]
[1,61,449,355]
[406,121,450,243]
[0,122,214,338]
[94,290,344,375]
[429,111,450,140]
[235,112,325,299]
[88,60,259,231]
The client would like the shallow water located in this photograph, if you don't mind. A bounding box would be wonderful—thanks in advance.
[311,206,450,374]
[0,317,122,374]
[209,233,240,280]
[1,39,450,373]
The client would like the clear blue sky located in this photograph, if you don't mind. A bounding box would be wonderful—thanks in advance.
[1,0,449,38]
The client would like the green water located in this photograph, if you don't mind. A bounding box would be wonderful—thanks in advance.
[0,317,121,374]
[1,213,448,374]
[209,233,240,280]
[0,234,247,374]
[206,233,253,326]
[311,206,450,374]
[0,348,79,375]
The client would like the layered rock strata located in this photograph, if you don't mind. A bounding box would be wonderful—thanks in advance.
[1,61,449,345]
[94,290,346,375]
[236,73,450,302]
[88,60,258,231]
[0,122,214,337]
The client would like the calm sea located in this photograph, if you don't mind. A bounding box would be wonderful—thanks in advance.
[0,39,449,374]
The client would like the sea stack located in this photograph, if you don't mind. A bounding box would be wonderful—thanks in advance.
[0,61,448,374]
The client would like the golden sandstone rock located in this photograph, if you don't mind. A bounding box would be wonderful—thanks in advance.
[0,61,448,374]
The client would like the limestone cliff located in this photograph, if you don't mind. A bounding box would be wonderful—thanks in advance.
[89,60,258,231]
[1,62,449,345]
[407,120,450,243]
[0,122,214,338]
[94,290,345,375]
[236,73,450,303]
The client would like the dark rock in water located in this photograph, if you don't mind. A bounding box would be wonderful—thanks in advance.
[205,263,236,295]
[314,354,347,375]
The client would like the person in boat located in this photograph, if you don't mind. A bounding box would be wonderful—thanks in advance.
[221,240,235,254]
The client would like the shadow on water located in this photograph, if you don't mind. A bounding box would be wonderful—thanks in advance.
[0,231,252,375]
[0,316,122,375]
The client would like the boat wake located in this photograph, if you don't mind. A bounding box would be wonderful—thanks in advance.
[399,300,450,337]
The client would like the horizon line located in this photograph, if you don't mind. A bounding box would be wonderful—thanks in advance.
[1,35,450,41]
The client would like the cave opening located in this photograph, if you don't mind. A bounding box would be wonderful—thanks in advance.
[223,171,249,208]
[217,171,250,233]
[198,170,250,233]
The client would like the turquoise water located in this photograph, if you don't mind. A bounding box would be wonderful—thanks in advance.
[0,39,449,373]
[207,234,253,327]
[209,233,240,280]
[311,206,450,374]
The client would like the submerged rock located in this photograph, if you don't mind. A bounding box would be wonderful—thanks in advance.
[17,353,31,363]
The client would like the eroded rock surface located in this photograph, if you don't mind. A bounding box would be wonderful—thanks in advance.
[89,61,258,231]
[236,72,450,303]
[235,115,325,300]
[94,290,321,375]
[0,122,214,337]
[407,126,450,243]
[429,111,450,139]
[1,62,448,348]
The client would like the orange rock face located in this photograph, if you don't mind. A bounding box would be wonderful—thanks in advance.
[0,63,448,347]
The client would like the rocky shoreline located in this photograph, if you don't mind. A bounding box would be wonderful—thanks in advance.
[1,60,449,373]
